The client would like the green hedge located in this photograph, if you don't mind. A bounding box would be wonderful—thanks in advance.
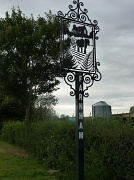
[1,118,134,180]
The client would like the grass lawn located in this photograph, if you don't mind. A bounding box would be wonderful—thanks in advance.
[0,141,58,180]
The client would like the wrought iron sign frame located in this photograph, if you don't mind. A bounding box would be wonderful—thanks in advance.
[57,0,101,97]
[57,1,101,179]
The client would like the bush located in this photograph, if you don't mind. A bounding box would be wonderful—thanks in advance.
[1,118,134,180]
[1,121,25,145]
[84,118,134,180]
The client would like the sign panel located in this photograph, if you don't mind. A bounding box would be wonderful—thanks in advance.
[62,21,96,74]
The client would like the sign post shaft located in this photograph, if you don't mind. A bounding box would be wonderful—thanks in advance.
[57,1,101,179]
[75,72,84,180]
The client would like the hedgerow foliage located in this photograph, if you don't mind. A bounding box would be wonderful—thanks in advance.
[1,118,134,180]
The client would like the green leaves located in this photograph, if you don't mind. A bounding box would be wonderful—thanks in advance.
[1,119,134,179]
[129,106,134,113]
[0,7,69,121]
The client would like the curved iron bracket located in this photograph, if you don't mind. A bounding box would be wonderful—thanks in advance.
[57,0,101,97]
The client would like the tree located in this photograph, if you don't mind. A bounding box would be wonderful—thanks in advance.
[0,7,72,121]
[60,114,69,120]
[0,91,24,121]
[129,106,134,113]
[33,93,58,120]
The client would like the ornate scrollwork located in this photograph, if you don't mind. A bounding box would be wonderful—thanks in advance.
[63,70,102,97]
[92,71,102,81]
[57,0,98,26]
[57,0,101,98]
[69,11,78,20]
[83,73,93,97]
[64,71,76,96]
[96,62,100,66]
[57,11,64,17]
[83,74,94,86]
[57,0,100,37]
[93,20,100,34]
[64,0,91,23]
[82,70,102,98]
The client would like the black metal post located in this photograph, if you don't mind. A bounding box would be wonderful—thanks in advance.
[57,1,101,179]
[75,72,84,180]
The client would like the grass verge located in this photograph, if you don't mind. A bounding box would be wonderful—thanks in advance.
[0,141,58,180]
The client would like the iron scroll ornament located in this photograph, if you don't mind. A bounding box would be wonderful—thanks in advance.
[57,0,102,97]
[63,69,101,97]
[57,0,100,34]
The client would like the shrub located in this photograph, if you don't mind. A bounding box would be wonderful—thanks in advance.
[1,118,134,180]
[1,121,25,145]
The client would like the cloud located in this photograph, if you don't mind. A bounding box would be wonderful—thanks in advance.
[0,0,134,116]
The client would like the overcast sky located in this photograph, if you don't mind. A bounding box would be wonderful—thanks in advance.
[0,0,134,117]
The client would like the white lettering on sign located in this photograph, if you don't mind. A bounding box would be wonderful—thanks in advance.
[79,103,83,110]
[79,132,83,139]
[79,122,83,129]
[79,94,82,100]
[79,76,82,82]
[79,112,83,119]
[79,85,82,91]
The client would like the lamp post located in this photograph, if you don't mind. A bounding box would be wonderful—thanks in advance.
[57,1,101,179]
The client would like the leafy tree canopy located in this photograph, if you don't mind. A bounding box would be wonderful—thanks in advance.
[33,93,58,121]
[0,91,24,121]
[129,106,134,113]
[0,7,72,121]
